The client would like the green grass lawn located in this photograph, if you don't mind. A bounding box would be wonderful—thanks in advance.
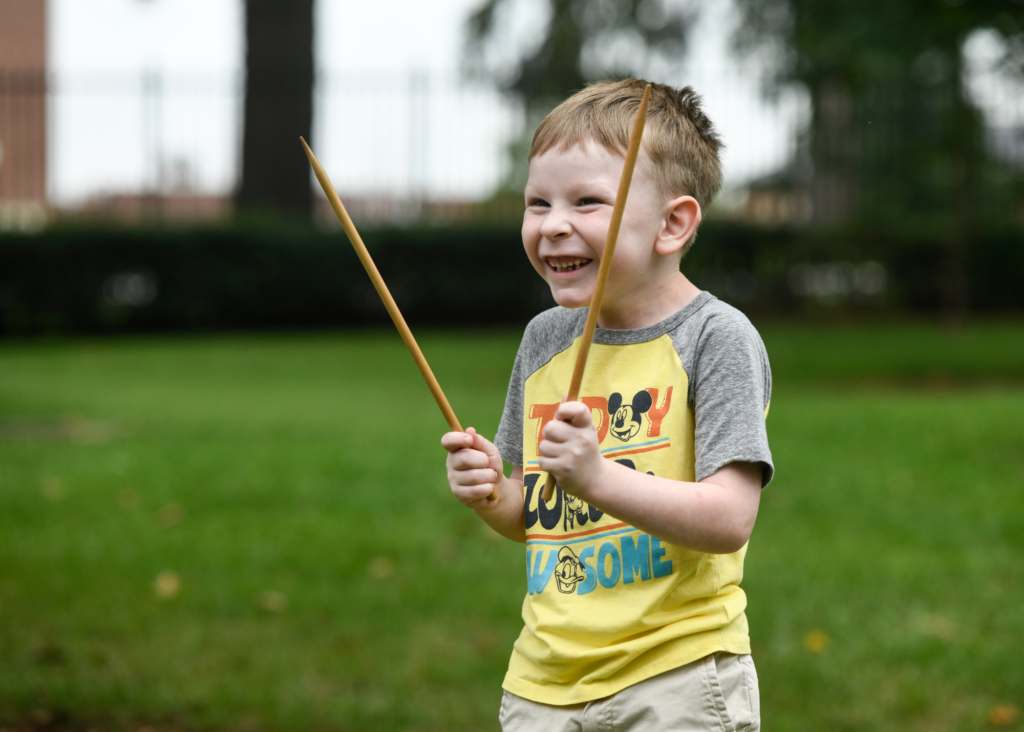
[0,323,1022,732]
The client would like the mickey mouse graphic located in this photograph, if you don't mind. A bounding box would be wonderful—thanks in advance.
[608,390,653,442]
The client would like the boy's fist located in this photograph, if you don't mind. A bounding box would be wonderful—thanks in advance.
[539,400,603,495]
[442,427,503,507]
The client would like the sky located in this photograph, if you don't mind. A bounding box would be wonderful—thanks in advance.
[45,0,805,205]
[49,0,487,74]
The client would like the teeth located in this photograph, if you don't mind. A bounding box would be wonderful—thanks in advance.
[550,258,590,272]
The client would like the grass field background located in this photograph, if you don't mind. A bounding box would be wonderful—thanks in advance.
[1,323,1022,731]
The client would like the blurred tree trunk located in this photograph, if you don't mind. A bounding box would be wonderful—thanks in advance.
[237,0,314,218]
[809,78,855,227]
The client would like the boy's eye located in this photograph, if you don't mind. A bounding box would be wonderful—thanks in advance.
[527,198,550,208]
[577,197,603,207]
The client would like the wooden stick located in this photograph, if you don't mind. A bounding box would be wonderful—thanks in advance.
[300,137,496,502]
[539,84,652,502]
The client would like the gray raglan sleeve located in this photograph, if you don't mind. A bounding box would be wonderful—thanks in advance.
[494,342,528,467]
[492,306,588,469]
[690,312,774,486]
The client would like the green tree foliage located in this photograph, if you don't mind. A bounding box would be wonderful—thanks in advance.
[464,0,696,190]
[734,0,1023,89]
[466,0,695,107]
[733,0,1024,234]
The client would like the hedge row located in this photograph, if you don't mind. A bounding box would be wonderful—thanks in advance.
[0,222,1020,335]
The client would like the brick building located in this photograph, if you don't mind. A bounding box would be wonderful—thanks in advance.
[0,0,47,212]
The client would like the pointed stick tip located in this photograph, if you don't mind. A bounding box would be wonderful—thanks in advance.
[299,137,317,166]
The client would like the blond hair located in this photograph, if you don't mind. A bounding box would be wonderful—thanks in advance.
[529,79,724,217]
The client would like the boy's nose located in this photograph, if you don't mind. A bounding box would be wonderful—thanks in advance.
[539,209,572,240]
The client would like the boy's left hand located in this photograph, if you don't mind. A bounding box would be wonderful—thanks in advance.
[538,400,604,496]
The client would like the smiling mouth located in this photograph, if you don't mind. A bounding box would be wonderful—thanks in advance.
[547,257,593,273]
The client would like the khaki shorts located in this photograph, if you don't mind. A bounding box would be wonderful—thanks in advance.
[499,653,760,732]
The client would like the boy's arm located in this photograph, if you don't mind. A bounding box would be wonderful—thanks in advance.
[443,428,526,542]
[540,403,762,554]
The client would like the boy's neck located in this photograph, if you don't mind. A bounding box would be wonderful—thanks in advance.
[595,271,702,330]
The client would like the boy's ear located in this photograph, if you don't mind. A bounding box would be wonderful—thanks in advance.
[655,195,701,257]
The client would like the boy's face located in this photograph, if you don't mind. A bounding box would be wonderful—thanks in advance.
[522,141,672,313]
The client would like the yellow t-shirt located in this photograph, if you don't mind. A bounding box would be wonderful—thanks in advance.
[494,293,773,705]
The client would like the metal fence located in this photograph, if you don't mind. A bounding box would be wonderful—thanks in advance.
[0,67,811,222]
[1,67,1021,228]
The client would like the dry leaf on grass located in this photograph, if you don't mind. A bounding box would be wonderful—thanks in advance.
[40,476,64,501]
[989,705,1021,727]
[157,503,185,528]
[259,590,288,613]
[367,556,394,579]
[153,570,181,599]
[917,613,959,641]
[29,709,53,726]
[803,629,831,653]
[0,415,126,443]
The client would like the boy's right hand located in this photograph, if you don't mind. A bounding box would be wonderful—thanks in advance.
[442,427,503,508]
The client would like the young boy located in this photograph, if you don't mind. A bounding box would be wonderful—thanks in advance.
[442,79,772,731]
